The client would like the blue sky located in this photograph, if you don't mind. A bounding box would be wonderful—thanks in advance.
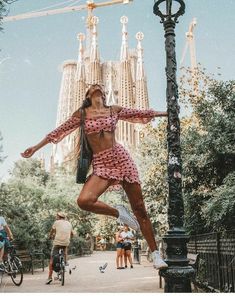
[0,0,235,179]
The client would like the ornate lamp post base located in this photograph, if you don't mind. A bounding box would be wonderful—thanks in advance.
[160,265,194,292]
[160,230,195,292]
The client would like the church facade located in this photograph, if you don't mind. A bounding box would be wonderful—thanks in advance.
[50,15,150,170]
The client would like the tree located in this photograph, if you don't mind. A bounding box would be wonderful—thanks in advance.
[0,158,95,254]
[0,1,6,32]
[136,122,169,237]
[181,78,235,233]
[202,172,235,230]
[0,1,19,32]
[137,66,235,235]
[0,132,6,163]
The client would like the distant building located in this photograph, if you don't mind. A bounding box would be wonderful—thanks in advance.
[50,15,150,171]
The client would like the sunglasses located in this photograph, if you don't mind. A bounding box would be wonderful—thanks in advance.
[86,83,105,87]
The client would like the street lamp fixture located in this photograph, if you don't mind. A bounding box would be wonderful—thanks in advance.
[153,0,194,292]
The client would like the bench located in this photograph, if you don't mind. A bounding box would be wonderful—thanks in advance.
[15,248,45,275]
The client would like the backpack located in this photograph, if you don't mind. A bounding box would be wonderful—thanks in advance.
[52,254,60,272]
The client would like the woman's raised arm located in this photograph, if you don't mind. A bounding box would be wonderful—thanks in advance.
[21,112,80,158]
[112,105,167,124]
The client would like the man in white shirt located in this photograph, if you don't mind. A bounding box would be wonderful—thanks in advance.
[46,212,74,284]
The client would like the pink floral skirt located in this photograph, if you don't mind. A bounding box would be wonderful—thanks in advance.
[91,143,140,188]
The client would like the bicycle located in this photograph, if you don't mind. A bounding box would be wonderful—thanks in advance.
[52,247,65,286]
[1,244,23,286]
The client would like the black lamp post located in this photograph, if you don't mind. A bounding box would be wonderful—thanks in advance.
[153,0,194,292]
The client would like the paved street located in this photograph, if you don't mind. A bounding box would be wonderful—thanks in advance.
[0,251,163,293]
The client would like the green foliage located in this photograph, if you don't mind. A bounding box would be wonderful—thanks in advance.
[137,122,168,237]
[10,158,50,185]
[0,1,20,32]
[181,73,235,233]
[202,172,235,231]
[137,66,235,236]
[0,158,94,254]
[0,132,6,163]
[0,157,131,253]
[0,1,6,32]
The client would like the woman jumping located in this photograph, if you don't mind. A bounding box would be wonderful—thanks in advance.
[21,84,168,269]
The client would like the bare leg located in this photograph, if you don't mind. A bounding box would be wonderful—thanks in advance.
[77,175,118,217]
[124,251,127,267]
[120,249,124,267]
[123,181,157,252]
[116,249,122,268]
[116,250,119,268]
[48,258,53,279]
[125,250,133,266]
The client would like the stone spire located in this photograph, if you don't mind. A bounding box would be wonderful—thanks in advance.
[120,16,129,62]
[64,33,87,165]
[54,60,77,165]
[135,32,150,146]
[119,16,134,107]
[118,16,135,149]
[87,16,102,84]
[74,33,86,111]
[76,33,86,81]
[135,32,149,110]
[106,61,117,106]
[56,60,77,126]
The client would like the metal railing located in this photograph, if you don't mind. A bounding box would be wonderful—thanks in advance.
[188,230,235,292]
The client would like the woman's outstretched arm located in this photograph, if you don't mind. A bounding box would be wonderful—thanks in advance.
[112,105,167,124]
[21,112,80,158]
[21,137,50,158]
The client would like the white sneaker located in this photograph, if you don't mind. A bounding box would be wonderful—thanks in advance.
[115,205,140,231]
[152,250,168,269]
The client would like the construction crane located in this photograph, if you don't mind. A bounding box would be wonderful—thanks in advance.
[180,17,198,96]
[180,17,197,70]
[3,0,133,51]
[2,0,133,22]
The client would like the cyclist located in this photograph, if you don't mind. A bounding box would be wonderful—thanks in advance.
[0,214,14,271]
[46,212,74,285]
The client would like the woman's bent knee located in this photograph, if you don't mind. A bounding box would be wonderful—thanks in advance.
[77,196,93,210]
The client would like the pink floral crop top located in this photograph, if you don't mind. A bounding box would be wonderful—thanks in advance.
[46,107,156,144]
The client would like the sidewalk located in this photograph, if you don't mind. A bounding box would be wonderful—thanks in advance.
[0,251,163,293]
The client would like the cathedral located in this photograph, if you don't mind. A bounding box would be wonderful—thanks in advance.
[50,15,150,170]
